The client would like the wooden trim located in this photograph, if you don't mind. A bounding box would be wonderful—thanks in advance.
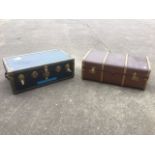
[82,49,93,79]
[146,56,151,73]
[143,56,151,89]
[100,52,110,82]
[121,54,128,86]
[82,49,92,62]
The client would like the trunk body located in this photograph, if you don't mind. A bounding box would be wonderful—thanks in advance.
[3,49,74,94]
[82,49,151,90]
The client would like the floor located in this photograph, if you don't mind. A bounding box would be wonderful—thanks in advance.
[0,19,155,135]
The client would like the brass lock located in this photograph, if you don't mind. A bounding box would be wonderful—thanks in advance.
[44,65,50,79]
[56,65,62,73]
[89,67,96,74]
[131,72,139,81]
[65,63,71,72]
[18,74,25,86]
[31,71,38,79]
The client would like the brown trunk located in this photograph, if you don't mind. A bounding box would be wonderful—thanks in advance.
[82,49,151,90]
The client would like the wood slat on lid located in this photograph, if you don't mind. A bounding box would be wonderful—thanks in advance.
[104,52,126,74]
[82,49,108,71]
[126,55,150,78]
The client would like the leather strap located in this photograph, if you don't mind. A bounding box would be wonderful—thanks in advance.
[121,54,128,86]
[100,52,109,82]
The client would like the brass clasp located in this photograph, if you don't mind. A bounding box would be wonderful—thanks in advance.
[131,72,139,81]
[89,67,96,74]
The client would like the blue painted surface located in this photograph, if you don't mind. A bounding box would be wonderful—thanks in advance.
[4,49,71,72]
[37,77,57,85]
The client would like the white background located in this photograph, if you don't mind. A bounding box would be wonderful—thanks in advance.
[0,0,155,154]
[0,136,155,155]
[0,0,155,18]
